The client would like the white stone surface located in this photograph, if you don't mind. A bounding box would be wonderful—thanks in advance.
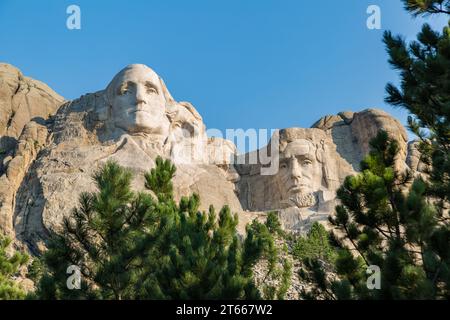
[0,63,420,252]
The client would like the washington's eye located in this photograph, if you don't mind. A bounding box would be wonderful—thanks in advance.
[145,83,158,94]
[147,87,157,94]
[302,159,312,166]
[118,85,130,95]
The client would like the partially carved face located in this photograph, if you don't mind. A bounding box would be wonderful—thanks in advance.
[276,139,320,207]
[107,64,170,135]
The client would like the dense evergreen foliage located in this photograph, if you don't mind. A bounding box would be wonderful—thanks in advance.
[33,157,284,300]
[294,222,336,265]
[0,235,28,299]
[300,132,450,299]
[300,0,450,300]
[385,1,450,207]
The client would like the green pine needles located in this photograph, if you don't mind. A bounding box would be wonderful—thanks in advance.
[298,1,450,300]
[33,157,285,300]
[300,132,450,299]
[0,235,29,300]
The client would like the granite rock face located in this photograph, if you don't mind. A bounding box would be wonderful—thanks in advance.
[0,63,63,153]
[0,63,419,253]
[2,64,245,252]
[312,109,408,171]
[236,110,410,234]
[0,64,64,236]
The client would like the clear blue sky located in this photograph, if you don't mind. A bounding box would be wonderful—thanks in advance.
[0,0,447,137]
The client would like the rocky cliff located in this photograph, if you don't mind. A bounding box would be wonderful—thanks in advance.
[0,64,64,239]
[0,63,419,254]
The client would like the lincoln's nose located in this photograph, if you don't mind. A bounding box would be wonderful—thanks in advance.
[290,159,302,180]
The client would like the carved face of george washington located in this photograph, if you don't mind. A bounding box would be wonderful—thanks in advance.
[106,64,170,135]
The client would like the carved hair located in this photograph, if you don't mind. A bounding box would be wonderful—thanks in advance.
[278,128,325,162]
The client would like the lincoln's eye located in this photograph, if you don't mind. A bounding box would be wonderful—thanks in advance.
[280,162,288,169]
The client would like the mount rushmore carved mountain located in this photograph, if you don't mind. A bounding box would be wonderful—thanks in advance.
[0,63,418,253]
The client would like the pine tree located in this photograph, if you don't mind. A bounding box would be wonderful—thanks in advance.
[244,212,292,300]
[135,159,287,299]
[294,222,337,266]
[299,0,450,300]
[34,161,156,299]
[35,157,283,299]
[384,1,450,209]
[0,235,29,300]
[400,0,450,16]
[301,131,450,299]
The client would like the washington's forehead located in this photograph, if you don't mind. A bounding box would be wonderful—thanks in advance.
[116,67,160,84]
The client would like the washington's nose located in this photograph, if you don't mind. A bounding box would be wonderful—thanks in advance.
[135,87,147,105]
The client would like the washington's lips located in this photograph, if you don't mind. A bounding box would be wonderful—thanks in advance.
[131,108,150,114]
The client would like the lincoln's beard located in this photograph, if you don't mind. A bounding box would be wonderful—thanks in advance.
[280,192,317,208]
